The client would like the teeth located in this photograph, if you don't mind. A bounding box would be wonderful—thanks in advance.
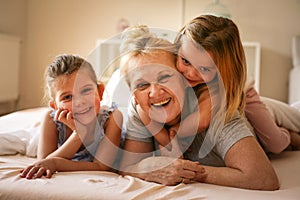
[152,98,171,106]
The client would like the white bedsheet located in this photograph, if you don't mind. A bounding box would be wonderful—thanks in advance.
[0,107,49,157]
[0,107,300,199]
[0,151,299,200]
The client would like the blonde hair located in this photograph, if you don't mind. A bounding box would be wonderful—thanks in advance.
[119,25,178,88]
[44,54,97,102]
[175,15,246,122]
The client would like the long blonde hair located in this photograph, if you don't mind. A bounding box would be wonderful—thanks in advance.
[175,15,246,122]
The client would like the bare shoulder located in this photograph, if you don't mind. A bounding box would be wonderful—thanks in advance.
[105,108,123,129]
[41,110,55,125]
[111,109,123,123]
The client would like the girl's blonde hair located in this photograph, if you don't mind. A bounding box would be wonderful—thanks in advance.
[44,54,97,102]
[119,25,178,88]
[175,15,246,122]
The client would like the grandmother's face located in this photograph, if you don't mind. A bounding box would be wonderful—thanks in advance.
[129,52,186,125]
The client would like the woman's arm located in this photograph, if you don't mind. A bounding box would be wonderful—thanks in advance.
[194,136,279,190]
[119,139,206,185]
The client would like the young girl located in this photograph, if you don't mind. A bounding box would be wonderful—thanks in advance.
[144,15,300,155]
[173,15,300,154]
[20,54,123,179]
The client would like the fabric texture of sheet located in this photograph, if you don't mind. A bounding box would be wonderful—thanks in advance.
[0,152,299,200]
[0,107,300,199]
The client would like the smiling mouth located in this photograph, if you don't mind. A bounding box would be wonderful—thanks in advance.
[152,98,171,107]
[74,107,92,116]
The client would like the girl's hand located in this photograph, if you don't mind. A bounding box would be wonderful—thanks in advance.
[159,130,183,158]
[54,108,76,130]
[54,108,87,137]
[137,105,164,132]
[19,158,57,179]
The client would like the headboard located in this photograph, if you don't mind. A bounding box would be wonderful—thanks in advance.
[89,35,261,92]
[243,42,261,92]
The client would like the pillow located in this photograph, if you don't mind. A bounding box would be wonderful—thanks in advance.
[0,107,49,157]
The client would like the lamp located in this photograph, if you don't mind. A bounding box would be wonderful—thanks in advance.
[203,0,231,18]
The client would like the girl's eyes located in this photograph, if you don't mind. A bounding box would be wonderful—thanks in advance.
[60,87,93,101]
[62,94,72,101]
[198,66,211,73]
[181,57,211,73]
[181,57,191,65]
[82,87,93,94]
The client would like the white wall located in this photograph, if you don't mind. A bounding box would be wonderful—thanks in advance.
[0,0,26,114]
[0,0,299,112]
[185,0,300,102]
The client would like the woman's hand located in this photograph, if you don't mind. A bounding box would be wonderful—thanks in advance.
[139,157,206,186]
[19,158,57,179]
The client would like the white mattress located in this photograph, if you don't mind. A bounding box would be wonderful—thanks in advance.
[0,108,300,200]
[0,151,299,200]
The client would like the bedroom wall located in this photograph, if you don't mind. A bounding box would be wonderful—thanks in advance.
[0,0,299,112]
[19,0,183,110]
[0,0,27,114]
[185,0,300,102]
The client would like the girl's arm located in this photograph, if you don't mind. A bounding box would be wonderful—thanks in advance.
[21,109,124,179]
[20,156,115,179]
[45,108,87,160]
[37,110,59,159]
[193,136,279,190]
[175,93,212,138]
[137,105,171,149]
[46,130,85,159]
[92,109,123,171]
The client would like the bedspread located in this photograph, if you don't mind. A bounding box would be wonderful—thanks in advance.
[0,108,300,200]
[0,151,299,200]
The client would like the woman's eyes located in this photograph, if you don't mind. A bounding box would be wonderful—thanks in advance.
[158,74,172,83]
[136,82,150,90]
[135,74,172,90]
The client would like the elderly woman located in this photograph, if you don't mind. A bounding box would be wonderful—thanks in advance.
[118,25,278,190]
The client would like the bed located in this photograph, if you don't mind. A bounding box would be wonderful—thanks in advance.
[0,107,300,200]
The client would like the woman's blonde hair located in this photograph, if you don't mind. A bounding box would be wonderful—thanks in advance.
[175,15,246,122]
[119,25,178,88]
